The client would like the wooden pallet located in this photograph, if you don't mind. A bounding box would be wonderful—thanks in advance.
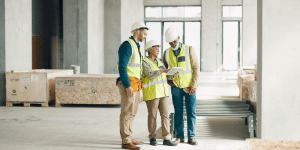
[6,102,49,107]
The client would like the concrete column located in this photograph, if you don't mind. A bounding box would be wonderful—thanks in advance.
[104,0,121,74]
[88,0,105,74]
[242,0,257,66]
[0,0,5,106]
[64,0,105,74]
[63,0,88,73]
[104,0,144,74]
[201,0,219,72]
[0,0,32,106]
[258,0,300,140]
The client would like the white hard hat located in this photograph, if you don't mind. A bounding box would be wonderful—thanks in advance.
[145,40,160,52]
[131,22,148,34]
[165,28,179,43]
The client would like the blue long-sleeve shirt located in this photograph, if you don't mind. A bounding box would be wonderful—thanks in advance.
[117,36,141,89]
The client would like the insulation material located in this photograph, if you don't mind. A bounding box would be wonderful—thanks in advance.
[248,81,257,112]
[237,74,254,101]
[55,74,120,105]
[6,69,73,103]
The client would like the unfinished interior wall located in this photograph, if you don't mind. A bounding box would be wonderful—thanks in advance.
[104,0,144,74]
[257,0,300,140]
[201,0,218,72]
[242,0,257,66]
[121,0,144,54]
[0,0,32,106]
[88,0,105,74]
[5,0,32,72]
[63,0,88,73]
[104,0,121,74]
[0,0,5,106]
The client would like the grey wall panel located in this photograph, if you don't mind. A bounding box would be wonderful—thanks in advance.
[104,0,121,74]
[63,0,79,70]
[5,0,32,72]
[259,0,300,140]
[0,0,5,106]
[201,0,218,72]
[77,0,88,73]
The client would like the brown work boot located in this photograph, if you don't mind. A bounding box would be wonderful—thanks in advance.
[122,143,140,150]
[188,138,198,145]
[132,139,143,145]
[173,137,185,144]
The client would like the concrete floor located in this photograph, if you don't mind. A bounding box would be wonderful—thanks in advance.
[0,72,252,150]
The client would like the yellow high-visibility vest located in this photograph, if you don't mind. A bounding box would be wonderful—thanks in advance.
[142,57,169,101]
[165,44,194,88]
[117,38,143,79]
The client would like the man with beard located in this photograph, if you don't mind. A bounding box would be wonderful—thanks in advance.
[163,28,200,145]
[116,22,148,150]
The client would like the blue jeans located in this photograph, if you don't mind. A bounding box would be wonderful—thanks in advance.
[171,86,197,139]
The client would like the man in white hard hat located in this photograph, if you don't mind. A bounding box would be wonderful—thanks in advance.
[142,40,177,146]
[163,28,200,145]
[116,22,148,150]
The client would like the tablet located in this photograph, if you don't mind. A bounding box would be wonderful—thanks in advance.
[166,67,182,75]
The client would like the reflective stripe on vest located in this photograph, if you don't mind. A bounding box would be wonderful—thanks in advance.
[117,39,142,79]
[142,57,169,101]
[165,44,193,88]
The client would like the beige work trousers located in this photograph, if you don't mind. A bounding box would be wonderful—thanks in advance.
[145,97,171,140]
[118,81,141,144]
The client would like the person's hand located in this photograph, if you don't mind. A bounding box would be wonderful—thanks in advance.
[126,87,134,98]
[159,69,170,74]
[189,87,196,95]
[172,71,179,79]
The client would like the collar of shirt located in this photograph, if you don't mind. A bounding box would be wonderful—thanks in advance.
[130,36,140,49]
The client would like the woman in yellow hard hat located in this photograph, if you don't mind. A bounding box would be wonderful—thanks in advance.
[142,40,178,146]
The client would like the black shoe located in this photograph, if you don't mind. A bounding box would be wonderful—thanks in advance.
[149,138,157,146]
[188,138,198,145]
[163,140,177,146]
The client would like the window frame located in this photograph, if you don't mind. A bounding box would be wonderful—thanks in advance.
[221,5,242,71]
[144,6,202,67]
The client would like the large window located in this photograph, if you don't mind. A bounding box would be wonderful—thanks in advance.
[145,6,201,62]
[222,6,242,71]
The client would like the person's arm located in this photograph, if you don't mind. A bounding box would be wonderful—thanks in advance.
[118,42,132,89]
[189,46,200,89]
[142,59,169,80]
[163,51,173,80]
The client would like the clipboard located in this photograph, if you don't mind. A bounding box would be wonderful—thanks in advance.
[166,67,182,75]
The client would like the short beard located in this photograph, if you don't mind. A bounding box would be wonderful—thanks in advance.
[171,41,179,50]
[138,34,143,42]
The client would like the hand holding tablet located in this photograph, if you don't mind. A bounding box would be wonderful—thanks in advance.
[166,67,182,75]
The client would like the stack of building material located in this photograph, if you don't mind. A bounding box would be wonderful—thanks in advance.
[246,139,300,150]
[55,74,120,107]
[5,69,73,107]
[237,74,254,101]
[248,81,257,112]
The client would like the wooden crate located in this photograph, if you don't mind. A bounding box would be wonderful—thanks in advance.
[5,69,73,106]
[55,74,120,106]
